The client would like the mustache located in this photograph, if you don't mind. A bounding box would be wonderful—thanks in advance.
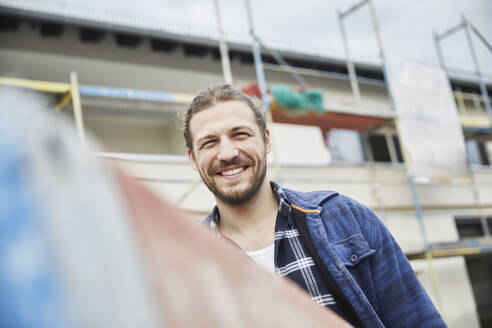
[212,155,252,172]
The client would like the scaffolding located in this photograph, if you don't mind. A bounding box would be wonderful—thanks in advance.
[2,2,492,326]
[434,15,492,120]
[1,66,490,219]
[2,0,492,282]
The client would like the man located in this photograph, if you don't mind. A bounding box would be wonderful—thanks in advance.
[183,84,446,327]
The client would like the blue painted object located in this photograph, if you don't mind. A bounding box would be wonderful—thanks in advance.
[0,113,67,328]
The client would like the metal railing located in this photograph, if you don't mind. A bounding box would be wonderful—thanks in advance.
[454,89,492,115]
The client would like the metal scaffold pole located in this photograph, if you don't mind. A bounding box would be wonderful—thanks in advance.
[252,35,310,88]
[337,7,361,102]
[407,174,442,305]
[244,0,281,180]
[338,0,387,222]
[244,0,268,112]
[462,15,492,119]
[339,0,442,311]
[435,16,492,120]
[213,0,233,85]
[433,31,447,70]
[70,71,86,148]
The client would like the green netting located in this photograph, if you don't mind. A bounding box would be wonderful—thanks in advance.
[270,84,324,113]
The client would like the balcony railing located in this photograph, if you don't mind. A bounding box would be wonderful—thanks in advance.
[454,89,491,128]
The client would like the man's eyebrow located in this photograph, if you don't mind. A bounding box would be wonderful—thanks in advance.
[230,125,254,133]
[195,125,255,145]
[196,134,216,145]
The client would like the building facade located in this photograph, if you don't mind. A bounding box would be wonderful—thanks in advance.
[1,4,492,326]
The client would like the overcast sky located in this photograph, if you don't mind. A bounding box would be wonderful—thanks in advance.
[21,0,492,76]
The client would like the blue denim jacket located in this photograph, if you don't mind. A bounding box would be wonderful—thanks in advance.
[282,186,446,327]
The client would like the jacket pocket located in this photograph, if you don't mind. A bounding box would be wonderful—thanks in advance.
[332,234,375,267]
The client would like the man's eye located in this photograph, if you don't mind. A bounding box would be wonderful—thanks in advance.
[201,140,216,148]
[234,132,249,138]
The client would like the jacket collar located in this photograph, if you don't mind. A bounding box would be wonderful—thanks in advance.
[204,181,339,228]
[281,185,339,214]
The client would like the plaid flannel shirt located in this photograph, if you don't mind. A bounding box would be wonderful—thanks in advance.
[205,182,346,319]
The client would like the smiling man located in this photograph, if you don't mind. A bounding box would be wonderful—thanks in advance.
[183,84,446,327]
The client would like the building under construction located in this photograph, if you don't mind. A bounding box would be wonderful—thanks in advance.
[1,1,491,327]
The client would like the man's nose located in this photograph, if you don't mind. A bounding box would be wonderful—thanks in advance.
[217,136,239,161]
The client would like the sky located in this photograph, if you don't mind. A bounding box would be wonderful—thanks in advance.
[11,0,492,76]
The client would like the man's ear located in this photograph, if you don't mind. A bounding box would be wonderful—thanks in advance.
[188,149,198,170]
[264,128,272,154]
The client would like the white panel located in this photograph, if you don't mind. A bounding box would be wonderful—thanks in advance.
[269,123,331,166]
[385,213,460,253]
[327,129,364,164]
[385,60,469,180]
[411,258,480,328]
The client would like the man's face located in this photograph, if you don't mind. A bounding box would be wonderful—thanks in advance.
[188,100,271,205]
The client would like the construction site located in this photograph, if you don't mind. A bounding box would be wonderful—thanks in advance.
[1,0,491,327]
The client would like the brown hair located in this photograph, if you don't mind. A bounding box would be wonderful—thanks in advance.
[181,84,266,152]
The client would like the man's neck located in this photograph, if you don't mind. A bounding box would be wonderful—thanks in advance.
[216,180,278,251]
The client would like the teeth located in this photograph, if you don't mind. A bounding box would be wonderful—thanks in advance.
[221,167,244,176]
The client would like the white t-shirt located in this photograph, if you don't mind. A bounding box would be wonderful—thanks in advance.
[245,243,275,273]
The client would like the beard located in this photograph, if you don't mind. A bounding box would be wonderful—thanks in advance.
[199,155,267,206]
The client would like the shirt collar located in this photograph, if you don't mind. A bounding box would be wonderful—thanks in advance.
[207,206,220,231]
[206,181,292,231]
[270,181,291,218]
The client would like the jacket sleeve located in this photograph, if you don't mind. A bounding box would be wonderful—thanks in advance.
[358,204,447,327]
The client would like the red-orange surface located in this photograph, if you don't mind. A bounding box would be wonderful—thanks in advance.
[270,105,388,132]
[116,169,352,328]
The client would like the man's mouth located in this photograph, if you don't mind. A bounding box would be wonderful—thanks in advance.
[218,166,247,177]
